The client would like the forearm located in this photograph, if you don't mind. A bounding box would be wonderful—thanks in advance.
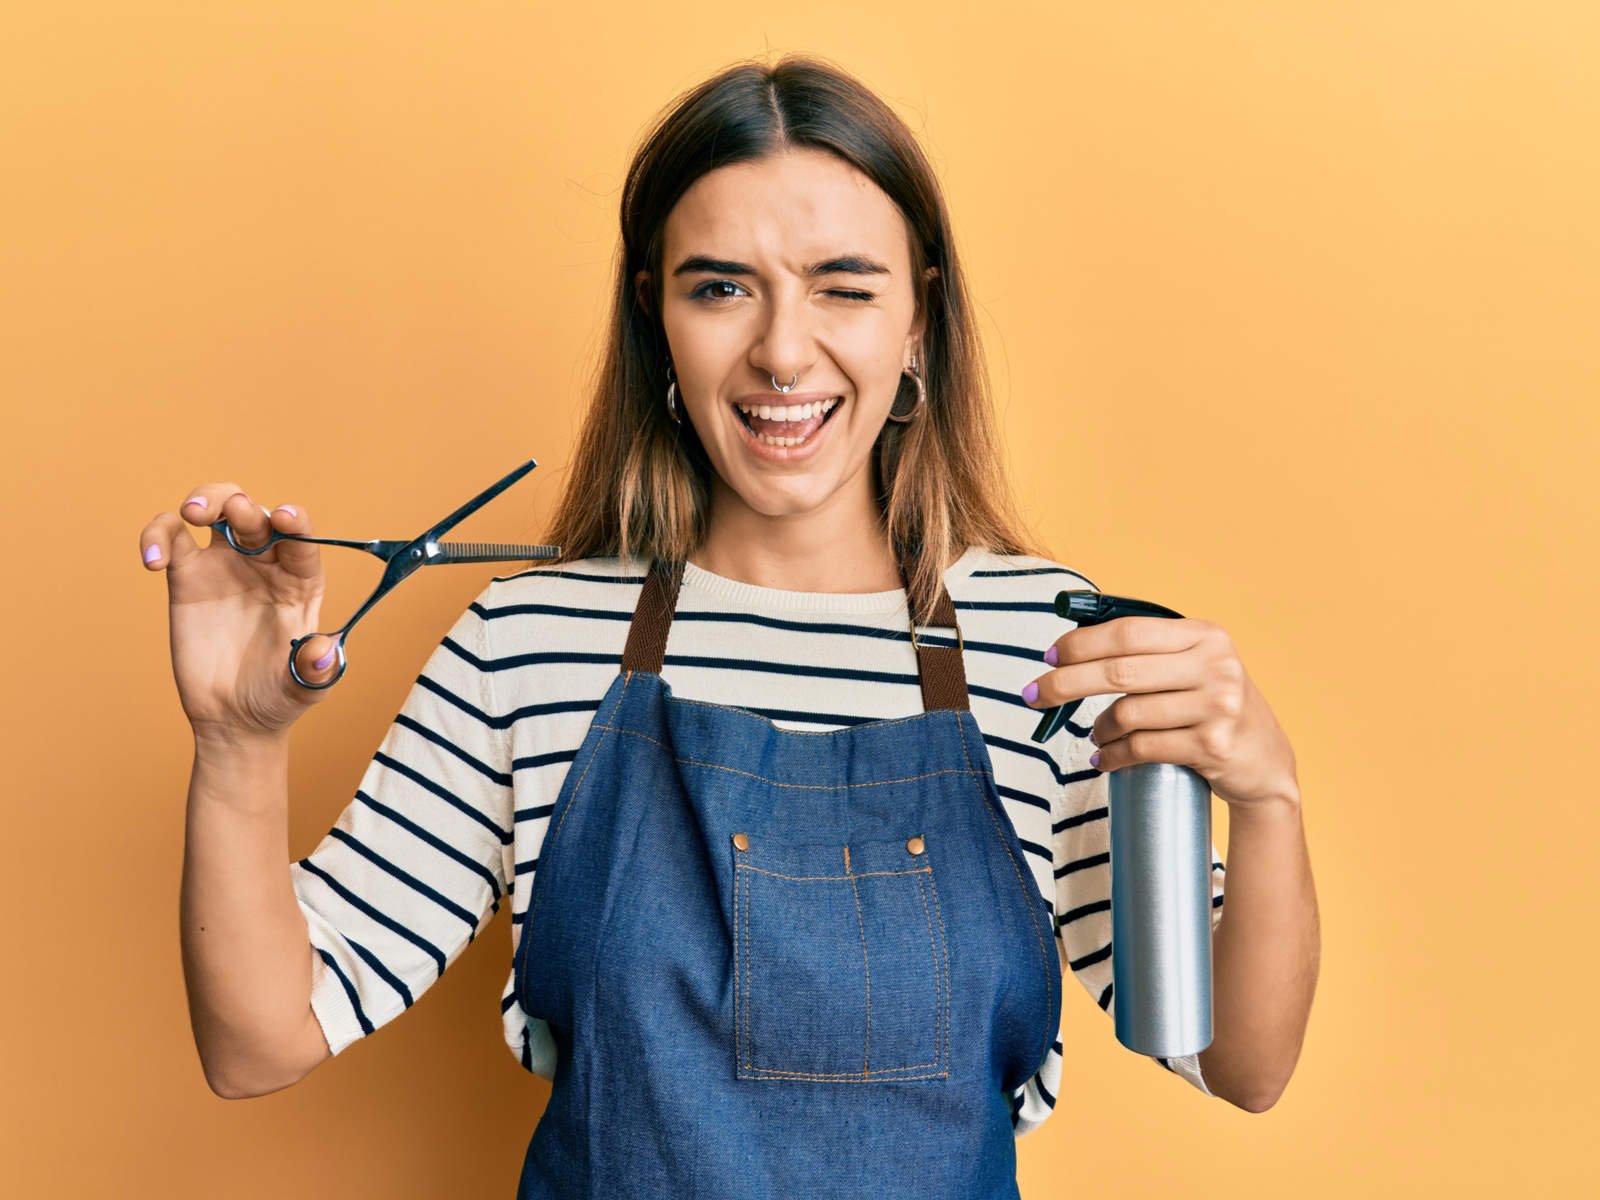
[180,731,329,1098]
[1197,796,1319,1112]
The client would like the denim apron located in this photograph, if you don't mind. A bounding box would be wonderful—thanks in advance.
[515,562,1059,1198]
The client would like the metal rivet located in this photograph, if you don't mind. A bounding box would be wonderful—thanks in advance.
[907,836,925,856]
[732,833,749,852]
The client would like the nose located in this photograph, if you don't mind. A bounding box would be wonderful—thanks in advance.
[748,284,816,388]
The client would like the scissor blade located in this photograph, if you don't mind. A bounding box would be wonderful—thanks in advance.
[424,459,539,540]
[434,541,561,563]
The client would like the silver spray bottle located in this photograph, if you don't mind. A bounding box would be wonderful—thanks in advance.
[1032,592,1214,1058]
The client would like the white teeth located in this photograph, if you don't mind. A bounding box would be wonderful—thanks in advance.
[736,396,841,446]
[737,399,840,422]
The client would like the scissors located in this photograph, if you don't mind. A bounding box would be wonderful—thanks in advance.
[210,459,560,689]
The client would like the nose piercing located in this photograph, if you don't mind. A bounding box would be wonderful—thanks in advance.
[770,374,798,394]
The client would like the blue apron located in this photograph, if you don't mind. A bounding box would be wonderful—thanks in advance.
[515,562,1059,1198]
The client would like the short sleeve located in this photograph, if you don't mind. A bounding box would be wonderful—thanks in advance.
[292,598,514,1053]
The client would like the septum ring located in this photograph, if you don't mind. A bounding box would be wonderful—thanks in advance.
[770,374,799,394]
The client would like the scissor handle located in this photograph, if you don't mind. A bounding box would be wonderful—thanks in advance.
[287,633,348,690]
[211,521,386,558]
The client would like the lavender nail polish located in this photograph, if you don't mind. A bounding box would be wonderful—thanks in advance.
[313,648,336,671]
[183,496,208,510]
[1089,751,1101,769]
[1089,730,1098,747]
[142,544,161,565]
[275,505,298,518]
[1021,681,1039,704]
[1043,645,1058,666]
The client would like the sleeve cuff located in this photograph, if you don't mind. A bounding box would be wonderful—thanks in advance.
[1162,1052,1214,1096]
[307,945,367,1056]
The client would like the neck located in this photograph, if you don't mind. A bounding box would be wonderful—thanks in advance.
[691,470,902,595]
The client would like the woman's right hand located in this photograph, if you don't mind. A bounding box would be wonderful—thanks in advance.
[141,484,342,739]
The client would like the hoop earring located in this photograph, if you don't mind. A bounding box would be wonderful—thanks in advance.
[665,364,680,423]
[887,354,925,424]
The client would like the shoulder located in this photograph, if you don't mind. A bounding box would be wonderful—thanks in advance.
[945,547,1097,607]
[474,556,645,613]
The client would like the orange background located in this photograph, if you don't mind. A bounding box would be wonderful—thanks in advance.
[3,2,1597,1196]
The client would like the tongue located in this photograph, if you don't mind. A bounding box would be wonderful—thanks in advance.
[746,410,827,440]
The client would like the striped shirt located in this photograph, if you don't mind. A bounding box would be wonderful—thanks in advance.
[292,548,1222,1136]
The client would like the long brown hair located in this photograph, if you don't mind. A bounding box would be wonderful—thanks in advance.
[545,55,1036,613]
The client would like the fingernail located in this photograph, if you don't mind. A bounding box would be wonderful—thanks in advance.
[1090,751,1101,768]
[182,497,208,510]
[274,505,298,518]
[143,544,161,565]
[1043,646,1058,666]
[313,649,336,670]
[1021,681,1039,704]
[1089,730,1098,746]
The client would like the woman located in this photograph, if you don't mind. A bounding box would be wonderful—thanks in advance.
[141,57,1318,1198]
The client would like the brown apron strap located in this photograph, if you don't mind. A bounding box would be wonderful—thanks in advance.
[907,572,971,713]
[618,559,970,713]
[619,559,685,674]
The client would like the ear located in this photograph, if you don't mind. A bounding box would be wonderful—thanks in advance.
[634,269,653,317]
[906,266,939,363]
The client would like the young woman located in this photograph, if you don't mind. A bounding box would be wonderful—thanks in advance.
[141,57,1318,1199]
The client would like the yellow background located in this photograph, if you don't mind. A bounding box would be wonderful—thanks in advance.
[3,2,1596,1196]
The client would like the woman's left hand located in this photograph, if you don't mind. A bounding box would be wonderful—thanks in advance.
[1025,617,1299,811]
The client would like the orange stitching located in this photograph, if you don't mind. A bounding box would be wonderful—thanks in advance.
[676,757,980,791]
[737,1058,942,1078]
[955,714,1053,1065]
[978,789,1055,1068]
[916,871,943,1070]
[521,674,626,966]
[740,852,939,1076]
[926,849,951,1075]
[665,697,938,737]
[732,849,742,1070]
[582,724,984,791]
[850,872,871,1073]
[738,864,931,883]
[843,845,852,876]
[737,1069,950,1083]
[742,845,752,1070]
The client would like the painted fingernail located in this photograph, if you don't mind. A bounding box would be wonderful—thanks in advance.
[1043,645,1058,666]
[1089,730,1098,746]
[274,505,298,518]
[1090,752,1101,768]
[1021,681,1039,704]
[313,648,336,671]
[142,544,161,565]
[182,497,208,510]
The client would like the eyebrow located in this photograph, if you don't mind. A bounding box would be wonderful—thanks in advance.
[809,255,890,277]
[673,256,754,276]
[670,254,893,277]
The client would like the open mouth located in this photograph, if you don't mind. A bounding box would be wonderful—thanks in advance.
[734,398,842,448]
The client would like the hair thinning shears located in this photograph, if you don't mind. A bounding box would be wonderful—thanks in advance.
[210,459,560,689]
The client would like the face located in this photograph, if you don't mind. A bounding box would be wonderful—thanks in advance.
[652,148,924,521]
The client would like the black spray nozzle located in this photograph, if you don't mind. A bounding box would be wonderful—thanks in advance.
[1030,591,1186,744]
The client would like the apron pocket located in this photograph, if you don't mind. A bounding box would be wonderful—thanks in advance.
[732,836,949,1082]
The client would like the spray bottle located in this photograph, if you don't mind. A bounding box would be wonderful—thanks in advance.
[1032,591,1214,1059]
